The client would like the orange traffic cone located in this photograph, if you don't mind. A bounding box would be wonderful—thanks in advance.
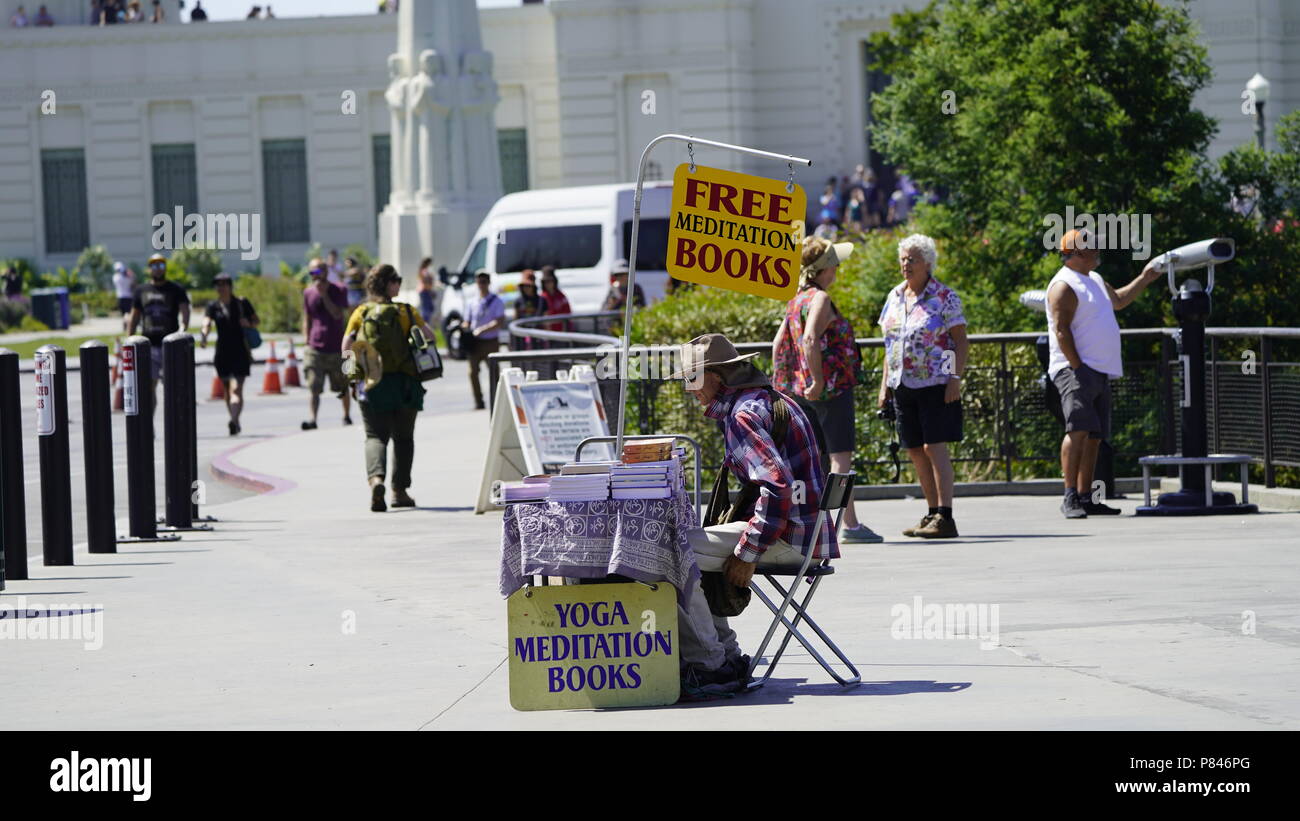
[260,341,283,395]
[209,373,226,400]
[284,339,301,388]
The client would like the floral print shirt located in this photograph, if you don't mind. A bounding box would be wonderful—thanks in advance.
[878,275,966,389]
[772,286,859,399]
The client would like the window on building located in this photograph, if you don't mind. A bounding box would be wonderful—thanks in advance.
[497,128,529,194]
[495,225,600,272]
[372,134,391,217]
[262,138,309,243]
[41,148,90,254]
[152,143,198,218]
[861,41,894,190]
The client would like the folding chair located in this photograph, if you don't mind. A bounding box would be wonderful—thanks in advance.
[745,472,861,689]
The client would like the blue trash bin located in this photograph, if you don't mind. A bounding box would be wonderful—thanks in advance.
[28,287,71,330]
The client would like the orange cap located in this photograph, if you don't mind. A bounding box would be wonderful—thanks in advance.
[1060,229,1095,254]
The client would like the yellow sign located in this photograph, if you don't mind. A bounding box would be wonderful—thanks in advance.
[507,582,679,711]
[666,163,806,301]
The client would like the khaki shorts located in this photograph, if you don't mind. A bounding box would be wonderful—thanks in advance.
[303,347,346,396]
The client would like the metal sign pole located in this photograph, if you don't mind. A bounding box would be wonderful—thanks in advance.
[617,133,811,456]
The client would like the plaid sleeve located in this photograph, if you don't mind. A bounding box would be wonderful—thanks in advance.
[727,404,795,562]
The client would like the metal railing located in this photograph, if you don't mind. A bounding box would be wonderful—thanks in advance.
[493,318,1300,488]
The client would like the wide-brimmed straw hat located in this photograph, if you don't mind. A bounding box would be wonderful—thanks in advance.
[668,333,768,389]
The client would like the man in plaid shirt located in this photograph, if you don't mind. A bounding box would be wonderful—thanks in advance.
[674,334,836,695]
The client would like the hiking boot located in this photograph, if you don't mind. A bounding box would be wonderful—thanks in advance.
[915,512,958,539]
[371,481,387,512]
[1082,500,1122,515]
[1060,489,1087,519]
[392,488,416,508]
[902,513,935,537]
[678,664,743,701]
[840,523,884,544]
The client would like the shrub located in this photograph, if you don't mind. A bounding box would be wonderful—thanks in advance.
[171,246,224,289]
[73,290,121,318]
[19,315,48,332]
[343,243,374,270]
[72,245,114,292]
[0,299,26,332]
[235,274,304,333]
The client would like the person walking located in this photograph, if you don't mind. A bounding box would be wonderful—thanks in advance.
[1048,228,1161,518]
[301,257,352,430]
[465,269,505,410]
[773,236,882,544]
[199,273,258,436]
[112,261,135,330]
[127,252,190,410]
[416,256,436,326]
[876,234,968,539]
[342,264,436,512]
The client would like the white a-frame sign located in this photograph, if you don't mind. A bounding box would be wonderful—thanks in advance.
[475,365,615,514]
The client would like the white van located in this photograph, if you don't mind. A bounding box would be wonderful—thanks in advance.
[438,181,674,353]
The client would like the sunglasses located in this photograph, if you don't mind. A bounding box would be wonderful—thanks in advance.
[311,267,328,276]
[149,261,166,268]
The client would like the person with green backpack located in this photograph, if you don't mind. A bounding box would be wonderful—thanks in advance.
[342,264,438,512]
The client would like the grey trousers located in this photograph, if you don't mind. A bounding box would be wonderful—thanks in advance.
[361,405,418,490]
[677,521,808,674]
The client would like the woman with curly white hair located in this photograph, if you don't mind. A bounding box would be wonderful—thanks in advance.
[877,234,969,539]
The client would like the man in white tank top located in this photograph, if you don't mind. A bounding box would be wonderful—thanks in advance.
[1047,229,1161,519]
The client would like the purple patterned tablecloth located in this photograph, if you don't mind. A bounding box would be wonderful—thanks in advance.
[499,487,700,605]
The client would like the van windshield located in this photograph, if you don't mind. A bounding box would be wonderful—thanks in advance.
[621,218,669,271]
[495,225,601,272]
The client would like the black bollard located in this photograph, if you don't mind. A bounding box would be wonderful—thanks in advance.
[163,332,209,531]
[35,345,74,566]
[0,348,27,582]
[79,341,116,554]
[120,336,180,544]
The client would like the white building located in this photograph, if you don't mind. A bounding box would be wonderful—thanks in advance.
[1,0,1295,276]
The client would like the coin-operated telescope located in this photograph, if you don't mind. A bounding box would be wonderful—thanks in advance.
[1137,237,1256,516]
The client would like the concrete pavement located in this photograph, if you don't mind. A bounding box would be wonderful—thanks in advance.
[2,356,1298,729]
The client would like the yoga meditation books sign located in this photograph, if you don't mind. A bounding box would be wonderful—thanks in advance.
[507,582,679,710]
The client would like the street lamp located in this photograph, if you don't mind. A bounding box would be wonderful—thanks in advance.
[1246,72,1271,149]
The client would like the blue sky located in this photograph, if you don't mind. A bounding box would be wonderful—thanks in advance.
[191,0,518,20]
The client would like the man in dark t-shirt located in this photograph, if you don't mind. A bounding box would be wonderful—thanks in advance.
[128,252,191,408]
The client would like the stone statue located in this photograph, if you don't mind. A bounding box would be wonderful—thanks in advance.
[407,49,439,200]
[459,50,500,194]
[383,54,410,202]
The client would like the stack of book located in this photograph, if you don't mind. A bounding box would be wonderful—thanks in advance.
[622,438,676,464]
[610,456,681,500]
[500,475,551,504]
[549,462,613,502]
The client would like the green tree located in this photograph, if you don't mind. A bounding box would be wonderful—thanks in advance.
[865,0,1300,333]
